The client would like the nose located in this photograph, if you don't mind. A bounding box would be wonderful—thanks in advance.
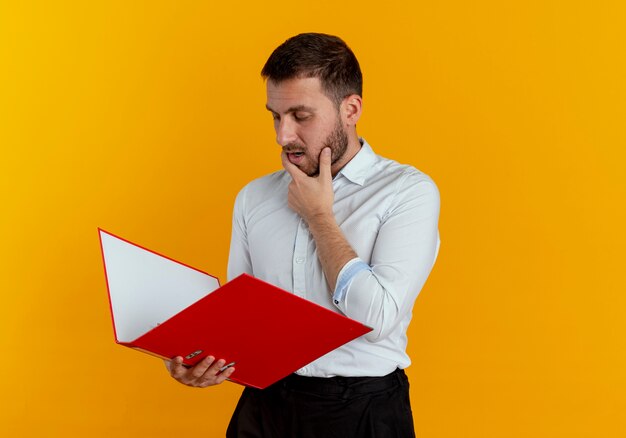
[275,117,298,147]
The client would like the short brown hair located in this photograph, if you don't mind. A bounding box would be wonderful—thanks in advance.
[261,33,362,107]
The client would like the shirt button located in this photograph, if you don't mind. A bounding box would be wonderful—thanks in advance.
[295,257,305,264]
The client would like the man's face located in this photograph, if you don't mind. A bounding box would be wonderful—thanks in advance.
[266,77,349,177]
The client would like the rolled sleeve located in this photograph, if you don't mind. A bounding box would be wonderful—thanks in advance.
[332,258,372,307]
[339,176,440,342]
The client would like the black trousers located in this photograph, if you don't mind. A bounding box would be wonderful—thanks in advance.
[226,368,416,438]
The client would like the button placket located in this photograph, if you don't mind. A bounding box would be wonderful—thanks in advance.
[292,218,309,298]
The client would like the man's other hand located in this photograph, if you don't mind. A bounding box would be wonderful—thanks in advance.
[165,355,235,388]
[281,147,334,223]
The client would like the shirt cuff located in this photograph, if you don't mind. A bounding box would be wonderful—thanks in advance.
[332,258,371,308]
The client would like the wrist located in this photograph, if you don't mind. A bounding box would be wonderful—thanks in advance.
[307,211,335,232]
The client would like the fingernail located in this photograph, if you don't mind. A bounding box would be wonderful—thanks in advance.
[324,148,331,155]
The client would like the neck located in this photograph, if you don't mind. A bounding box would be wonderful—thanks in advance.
[331,131,362,177]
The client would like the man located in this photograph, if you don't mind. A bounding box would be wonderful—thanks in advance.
[166,33,440,437]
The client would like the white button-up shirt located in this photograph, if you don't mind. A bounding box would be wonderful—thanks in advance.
[227,139,440,377]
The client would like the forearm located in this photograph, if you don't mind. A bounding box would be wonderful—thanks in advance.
[334,179,441,340]
[307,213,357,292]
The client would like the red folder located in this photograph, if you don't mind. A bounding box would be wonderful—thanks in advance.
[98,228,372,389]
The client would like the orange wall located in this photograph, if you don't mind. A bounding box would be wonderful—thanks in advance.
[1,1,625,436]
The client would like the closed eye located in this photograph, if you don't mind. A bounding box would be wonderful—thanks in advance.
[266,104,314,123]
[294,112,311,122]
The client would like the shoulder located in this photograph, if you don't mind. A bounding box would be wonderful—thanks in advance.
[371,153,439,199]
[379,163,440,223]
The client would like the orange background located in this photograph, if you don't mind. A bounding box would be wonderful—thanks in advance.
[1,1,625,436]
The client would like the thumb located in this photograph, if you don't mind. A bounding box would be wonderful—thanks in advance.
[168,356,183,375]
[281,150,301,180]
[319,147,332,179]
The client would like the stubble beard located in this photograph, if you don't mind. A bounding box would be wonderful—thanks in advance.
[306,118,349,177]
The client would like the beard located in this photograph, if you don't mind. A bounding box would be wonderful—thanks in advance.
[285,117,349,177]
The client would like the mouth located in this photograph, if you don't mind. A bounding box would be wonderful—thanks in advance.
[286,151,306,165]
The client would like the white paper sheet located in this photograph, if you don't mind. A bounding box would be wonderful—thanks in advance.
[99,229,220,342]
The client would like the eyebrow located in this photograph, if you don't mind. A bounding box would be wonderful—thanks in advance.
[265,104,316,115]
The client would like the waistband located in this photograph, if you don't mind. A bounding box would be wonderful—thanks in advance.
[277,368,407,397]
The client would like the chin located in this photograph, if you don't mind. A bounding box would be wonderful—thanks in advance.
[299,162,318,177]
[306,168,320,177]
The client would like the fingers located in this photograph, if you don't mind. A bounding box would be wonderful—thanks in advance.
[318,147,332,180]
[282,148,332,180]
[168,355,234,388]
[168,356,186,378]
[189,355,217,379]
[196,358,228,384]
[281,150,301,180]
[215,365,236,384]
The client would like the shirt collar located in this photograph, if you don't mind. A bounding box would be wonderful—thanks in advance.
[336,138,377,186]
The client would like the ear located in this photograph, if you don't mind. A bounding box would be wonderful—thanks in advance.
[340,94,362,127]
